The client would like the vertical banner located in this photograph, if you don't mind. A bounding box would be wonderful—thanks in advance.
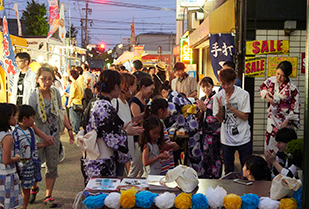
[0,0,3,11]
[133,45,144,60]
[0,12,19,93]
[47,0,60,40]
[59,3,66,44]
[13,3,22,36]
[130,17,135,45]
[180,37,192,64]
[209,34,235,80]
[301,52,305,74]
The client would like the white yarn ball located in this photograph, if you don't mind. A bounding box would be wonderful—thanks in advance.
[205,185,227,208]
[104,192,121,209]
[154,192,176,209]
[258,197,280,209]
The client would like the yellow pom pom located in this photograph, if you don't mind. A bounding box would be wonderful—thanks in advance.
[120,187,138,208]
[174,193,192,209]
[279,198,297,209]
[223,194,242,209]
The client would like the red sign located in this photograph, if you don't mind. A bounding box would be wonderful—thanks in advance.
[301,52,305,74]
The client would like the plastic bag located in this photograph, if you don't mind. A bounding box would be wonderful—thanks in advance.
[165,165,199,193]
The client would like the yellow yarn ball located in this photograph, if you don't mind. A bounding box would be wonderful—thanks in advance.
[223,194,242,209]
[279,198,297,209]
[174,193,192,209]
[120,187,138,208]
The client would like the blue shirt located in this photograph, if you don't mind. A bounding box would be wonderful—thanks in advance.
[64,84,71,106]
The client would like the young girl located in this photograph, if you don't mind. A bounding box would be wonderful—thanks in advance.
[28,65,74,207]
[139,116,169,176]
[196,77,222,179]
[0,103,23,209]
[144,98,179,175]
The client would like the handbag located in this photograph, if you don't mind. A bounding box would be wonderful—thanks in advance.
[72,103,84,112]
[76,129,114,160]
[58,109,67,132]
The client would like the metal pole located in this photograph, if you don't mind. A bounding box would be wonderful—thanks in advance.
[302,1,309,208]
[69,0,71,45]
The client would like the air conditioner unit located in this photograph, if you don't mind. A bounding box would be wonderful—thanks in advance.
[195,11,204,21]
[191,12,200,29]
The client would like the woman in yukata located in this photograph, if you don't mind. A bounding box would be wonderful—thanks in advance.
[196,77,222,179]
[259,61,300,152]
[160,81,202,175]
[83,70,143,182]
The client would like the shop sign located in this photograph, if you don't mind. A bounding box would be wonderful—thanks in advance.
[246,40,289,55]
[180,0,205,7]
[245,57,265,77]
[180,37,192,64]
[176,0,185,21]
[301,52,305,74]
[267,56,298,77]
[134,45,144,60]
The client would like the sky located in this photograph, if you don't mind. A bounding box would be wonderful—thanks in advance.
[5,0,177,50]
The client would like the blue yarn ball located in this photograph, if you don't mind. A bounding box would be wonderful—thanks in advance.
[241,194,260,209]
[192,193,209,209]
[292,188,302,209]
[83,193,108,209]
[135,191,158,208]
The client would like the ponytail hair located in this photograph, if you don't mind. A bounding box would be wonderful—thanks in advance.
[98,70,122,93]
[160,80,171,92]
[137,77,154,92]
[139,116,164,152]
[144,98,168,119]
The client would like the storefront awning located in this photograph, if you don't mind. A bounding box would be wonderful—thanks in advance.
[188,0,235,48]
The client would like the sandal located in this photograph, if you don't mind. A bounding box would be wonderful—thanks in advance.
[44,196,57,208]
[29,186,39,204]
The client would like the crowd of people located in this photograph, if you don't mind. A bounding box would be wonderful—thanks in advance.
[0,51,302,209]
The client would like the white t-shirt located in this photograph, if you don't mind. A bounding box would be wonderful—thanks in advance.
[213,86,251,146]
[111,98,134,157]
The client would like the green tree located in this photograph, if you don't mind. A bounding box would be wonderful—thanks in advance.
[66,24,78,39]
[21,0,48,36]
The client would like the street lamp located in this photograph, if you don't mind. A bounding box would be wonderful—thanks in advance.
[107,49,113,54]
[118,43,123,49]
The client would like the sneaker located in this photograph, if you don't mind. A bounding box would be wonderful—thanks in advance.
[29,187,39,204]
[44,196,57,208]
[41,162,46,168]
[58,146,65,163]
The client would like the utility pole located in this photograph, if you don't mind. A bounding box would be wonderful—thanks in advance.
[81,1,92,48]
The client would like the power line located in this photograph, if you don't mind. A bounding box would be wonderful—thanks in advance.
[66,16,175,25]
[74,0,175,11]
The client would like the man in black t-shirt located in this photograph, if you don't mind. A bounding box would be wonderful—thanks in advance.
[132,60,152,84]
[10,52,37,105]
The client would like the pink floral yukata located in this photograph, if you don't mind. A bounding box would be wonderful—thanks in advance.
[259,76,300,151]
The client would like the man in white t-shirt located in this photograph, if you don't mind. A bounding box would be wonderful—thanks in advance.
[213,68,252,175]
[10,52,36,105]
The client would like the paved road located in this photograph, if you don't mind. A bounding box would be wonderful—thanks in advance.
[28,132,85,209]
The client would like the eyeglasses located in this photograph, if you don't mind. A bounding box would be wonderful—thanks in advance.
[39,77,54,82]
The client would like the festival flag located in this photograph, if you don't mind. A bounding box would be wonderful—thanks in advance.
[13,3,22,36]
[0,0,3,11]
[58,3,66,44]
[209,34,235,81]
[47,0,60,40]
[130,17,135,45]
[0,10,19,93]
